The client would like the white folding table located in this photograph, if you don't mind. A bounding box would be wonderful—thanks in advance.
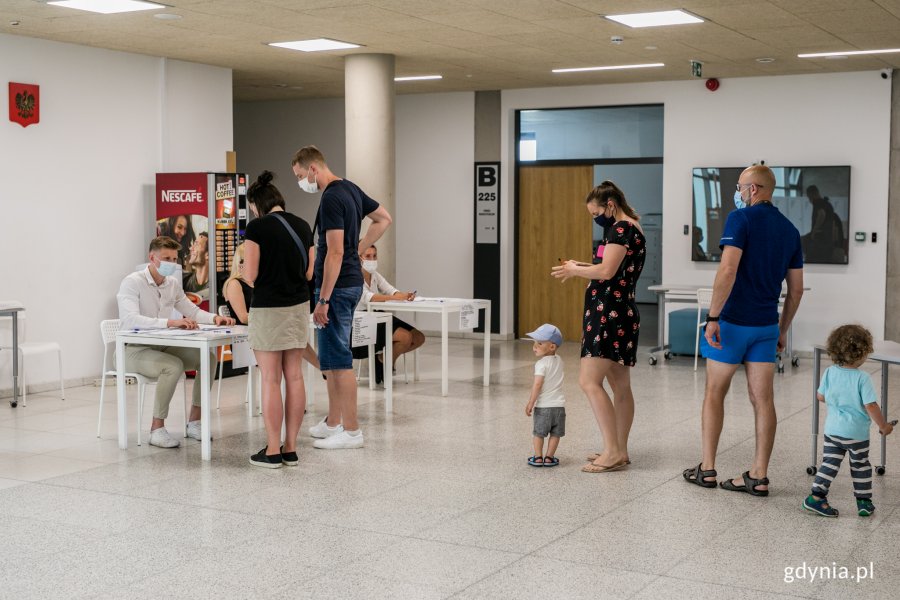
[0,302,24,407]
[116,326,248,461]
[810,340,900,476]
[647,283,805,372]
[368,298,491,397]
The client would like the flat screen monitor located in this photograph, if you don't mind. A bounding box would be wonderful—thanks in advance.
[691,166,850,265]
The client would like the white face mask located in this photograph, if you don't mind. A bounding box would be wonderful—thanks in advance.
[297,171,318,194]
[362,260,378,274]
[156,260,178,277]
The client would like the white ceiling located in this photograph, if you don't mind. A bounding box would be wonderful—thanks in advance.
[3,0,900,101]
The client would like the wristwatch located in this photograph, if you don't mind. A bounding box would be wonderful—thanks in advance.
[705,315,720,323]
[317,298,329,306]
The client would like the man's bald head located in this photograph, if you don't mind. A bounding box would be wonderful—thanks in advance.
[741,165,775,190]
[739,165,775,202]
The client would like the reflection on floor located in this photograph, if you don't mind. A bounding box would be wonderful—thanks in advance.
[0,334,897,599]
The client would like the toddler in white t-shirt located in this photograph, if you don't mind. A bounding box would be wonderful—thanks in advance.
[524,324,566,467]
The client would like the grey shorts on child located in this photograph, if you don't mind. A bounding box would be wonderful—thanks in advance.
[533,407,566,438]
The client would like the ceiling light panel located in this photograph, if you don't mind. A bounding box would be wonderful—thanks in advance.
[47,0,165,14]
[268,38,361,52]
[394,75,442,81]
[798,48,900,58]
[553,63,665,73]
[606,10,703,28]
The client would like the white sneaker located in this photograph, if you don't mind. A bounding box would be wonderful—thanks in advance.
[185,420,213,442]
[313,430,364,450]
[309,417,344,439]
[148,427,180,448]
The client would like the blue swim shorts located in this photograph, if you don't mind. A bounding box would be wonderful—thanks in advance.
[700,320,779,365]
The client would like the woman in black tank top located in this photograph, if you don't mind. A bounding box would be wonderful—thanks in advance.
[222,244,253,324]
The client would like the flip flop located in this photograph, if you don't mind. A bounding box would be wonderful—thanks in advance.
[543,456,560,467]
[527,456,545,467]
[581,460,627,473]
[586,452,631,465]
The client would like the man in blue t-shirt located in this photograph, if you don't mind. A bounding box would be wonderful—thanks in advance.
[291,146,392,450]
[683,165,804,497]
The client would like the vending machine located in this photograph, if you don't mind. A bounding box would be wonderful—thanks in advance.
[155,172,249,376]
[154,172,249,313]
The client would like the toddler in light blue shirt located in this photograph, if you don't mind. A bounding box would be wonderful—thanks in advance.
[804,325,894,518]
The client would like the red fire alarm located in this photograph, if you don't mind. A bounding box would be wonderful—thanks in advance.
[705,78,720,92]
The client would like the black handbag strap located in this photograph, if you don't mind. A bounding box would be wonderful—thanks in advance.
[271,212,308,275]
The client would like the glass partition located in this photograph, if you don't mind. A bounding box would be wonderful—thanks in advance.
[518,105,663,161]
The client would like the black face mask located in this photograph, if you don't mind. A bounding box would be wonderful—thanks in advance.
[594,214,615,228]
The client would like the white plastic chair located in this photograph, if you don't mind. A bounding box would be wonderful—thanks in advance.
[0,311,64,407]
[694,288,714,371]
[96,319,187,445]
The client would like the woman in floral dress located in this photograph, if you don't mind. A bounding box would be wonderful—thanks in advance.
[552,181,646,473]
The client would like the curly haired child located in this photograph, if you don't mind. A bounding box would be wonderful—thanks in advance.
[804,325,894,517]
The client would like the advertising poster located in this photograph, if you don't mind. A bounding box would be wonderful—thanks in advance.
[155,173,210,311]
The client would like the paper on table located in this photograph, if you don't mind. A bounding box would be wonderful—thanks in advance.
[139,328,202,337]
[351,313,376,348]
[231,338,257,368]
[198,324,235,332]
[459,303,478,329]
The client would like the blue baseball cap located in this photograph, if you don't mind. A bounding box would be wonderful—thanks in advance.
[525,324,563,346]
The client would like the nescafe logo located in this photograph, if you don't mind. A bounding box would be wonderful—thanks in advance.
[161,190,203,202]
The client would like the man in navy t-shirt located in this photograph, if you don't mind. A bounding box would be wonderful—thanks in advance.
[683,164,804,497]
[291,146,392,450]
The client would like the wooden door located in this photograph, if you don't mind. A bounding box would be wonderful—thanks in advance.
[518,166,593,342]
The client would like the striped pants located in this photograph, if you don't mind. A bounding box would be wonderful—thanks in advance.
[811,434,872,500]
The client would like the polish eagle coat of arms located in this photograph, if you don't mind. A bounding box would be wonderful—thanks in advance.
[9,83,40,127]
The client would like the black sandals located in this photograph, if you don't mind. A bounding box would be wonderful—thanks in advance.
[720,470,769,497]
[682,463,718,488]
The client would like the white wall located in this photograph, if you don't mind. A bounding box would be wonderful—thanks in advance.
[233,97,346,227]
[502,72,892,350]
[234,92,476,333]
[163,59,232,172]
[395,92,475,331]
[0,34,232,392]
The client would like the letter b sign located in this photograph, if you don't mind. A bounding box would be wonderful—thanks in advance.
[478,166,497,187]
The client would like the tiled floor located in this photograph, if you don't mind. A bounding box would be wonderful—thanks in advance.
[1,331,899,599]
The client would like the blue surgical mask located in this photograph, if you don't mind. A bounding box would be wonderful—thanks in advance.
[157,260,178,277]
[593,214,615,228]
[733,190,747,210]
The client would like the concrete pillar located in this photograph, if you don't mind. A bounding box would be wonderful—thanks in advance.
[475,91,501,162]
[887,69,900,340]
[473,91,501,333]
[345,54,395,281]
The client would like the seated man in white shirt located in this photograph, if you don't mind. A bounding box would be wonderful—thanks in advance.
[116,236,235,448]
